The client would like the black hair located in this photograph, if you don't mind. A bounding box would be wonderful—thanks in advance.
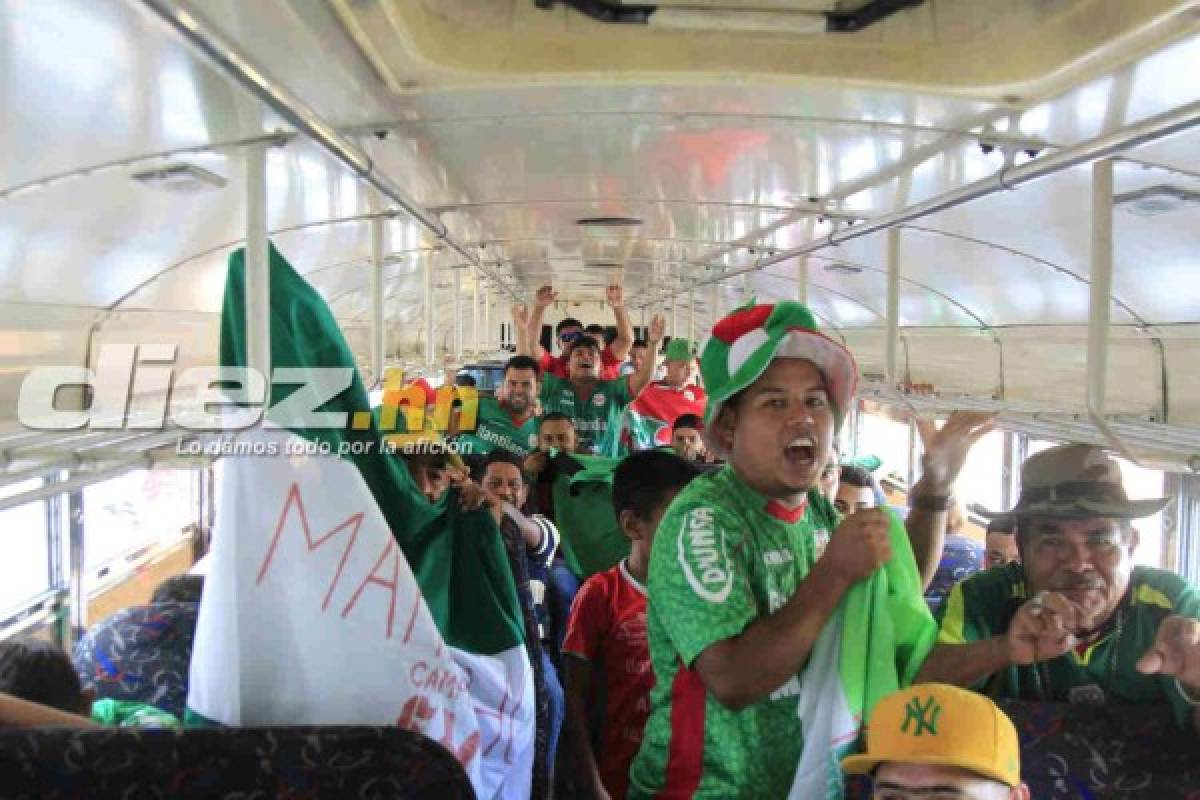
[0,636,86,713]
[631,339,648,350]
[540,411,574,429]
[568,336,603,356]
[672,413,703,433]
[152,574,205,604]
[839,464,874,489]
[503,354,541,378]
[613,450,700,520]
[584,324,606,335]
[986,517,1016,536]
[483,449,526,475]
[455,374,477,388]
[555,317,584,335]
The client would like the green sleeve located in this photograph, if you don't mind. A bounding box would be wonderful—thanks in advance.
[91,698,182,730]
[647,501,756,666]
[935,570,1006,645]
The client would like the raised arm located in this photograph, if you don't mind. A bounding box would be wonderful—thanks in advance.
[512,304,531,357]
[905,412,996,588]
[525,285,557,361]
[627,314,664,398]
[606,283,634,361]
[0,691,98,729]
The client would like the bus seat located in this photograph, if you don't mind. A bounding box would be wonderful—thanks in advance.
[999,700,1198,798]
[73,601,199,719]
[0,725,474,798]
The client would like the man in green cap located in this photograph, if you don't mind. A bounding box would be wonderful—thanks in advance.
[918,443,1200,733]
[627,300,987,799]
[623,336,707,451]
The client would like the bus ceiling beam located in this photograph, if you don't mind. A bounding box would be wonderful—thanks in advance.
[640,96,1200,309]
[369,214,386,390]
[134,0,521,304]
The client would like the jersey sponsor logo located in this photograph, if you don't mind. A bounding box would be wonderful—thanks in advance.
[683,389,695,402]
[592,393,607,407]
[676,507,734,603]
[763,549,794,566]
[475,425,531,455]
[528,432,538,447]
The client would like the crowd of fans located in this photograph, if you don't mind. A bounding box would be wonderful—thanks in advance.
[0,284,1197,800]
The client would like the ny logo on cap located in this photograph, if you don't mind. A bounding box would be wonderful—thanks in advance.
[901,696,942,736]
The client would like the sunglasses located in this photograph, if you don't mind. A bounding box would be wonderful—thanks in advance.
[559,330,583,344]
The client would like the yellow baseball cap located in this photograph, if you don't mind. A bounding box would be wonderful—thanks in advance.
[841,683,1021,788]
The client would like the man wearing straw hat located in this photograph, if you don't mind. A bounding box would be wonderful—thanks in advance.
[918,444,1200,732]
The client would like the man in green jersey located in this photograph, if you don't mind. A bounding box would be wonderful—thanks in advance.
[455,354,542,459]
[537,316,663,457]
[628,301,984,799]
[919,444,1200,733]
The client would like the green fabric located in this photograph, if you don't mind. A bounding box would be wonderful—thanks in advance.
[453,396,540,459]
[630,466,838,799]
[91,698,181,730]
[936,563,1200,727]
[218,243,524,657]
[549,454,629,579]
[538,373,632,457]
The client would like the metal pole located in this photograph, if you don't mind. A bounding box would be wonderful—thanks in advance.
[245,143,270,382]
[135,0,521,302]
[472,269,480,354]
[483,289,492,353]
[66,488,85,640]
[709,282,720,326]
[369,215,385,387]
[885,227,901,387]
[424,255,435,367]
[454,267,463,359]
[1086,158,1136,460]
[688,288,696,343]
[642,97,1200,308]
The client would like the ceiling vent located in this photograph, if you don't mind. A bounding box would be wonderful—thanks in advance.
[131,163,227,193]
[583,259,623,269]
[1114,185,1200,217]
[575,216,643,228]
[824,262,863,275]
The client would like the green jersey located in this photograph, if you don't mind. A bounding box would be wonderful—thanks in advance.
[539,373,633,457]
[937,563,1200,727]
[91,697,182,729]
[454,396,539,459]
[628,466,839,799]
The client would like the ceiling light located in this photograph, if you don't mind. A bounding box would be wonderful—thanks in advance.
[131,163,227,193]
[575,216,643,228]
[1114,185,1200,216]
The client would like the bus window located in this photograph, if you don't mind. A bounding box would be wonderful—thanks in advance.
[0,479,49,615]
[954,430,1007,523]
[83,469,198,574]
[854,411,912,490]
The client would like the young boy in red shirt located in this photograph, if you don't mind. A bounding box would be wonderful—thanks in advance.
[562,450,700,800]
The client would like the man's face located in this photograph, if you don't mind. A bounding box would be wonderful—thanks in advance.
[483,462,527,508]
[631,345,648,371]
[985,532,1020,569]
[714,358,834,503]
[567,343,601,381]
[835,483,876,516]
[1021,515,1137,632]
[872,762,1023,799]
[539,419,577,452]
[671,426,704,461]
[407,458,451,503]
[663,358,694,388]
[818,460,840,502]
[500,367,537,414]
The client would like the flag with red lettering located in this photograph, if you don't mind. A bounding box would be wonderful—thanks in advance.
[623,381,706,450]
[187,244,535,799]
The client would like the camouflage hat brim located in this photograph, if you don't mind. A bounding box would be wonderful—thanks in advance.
[977,494,1170,520]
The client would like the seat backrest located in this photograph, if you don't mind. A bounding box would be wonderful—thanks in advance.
[1000,700,1199,799]
[73,601,199,718]
[0,725,474,799]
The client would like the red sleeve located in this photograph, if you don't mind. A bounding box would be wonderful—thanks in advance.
[601,346,619,367]
[562,572,612,661]
[538,351,555,372]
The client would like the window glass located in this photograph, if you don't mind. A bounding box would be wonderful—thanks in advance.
[954,430,1006,517]
[855,412,912,488]
[0,479,50,614]
[84,469,197,572]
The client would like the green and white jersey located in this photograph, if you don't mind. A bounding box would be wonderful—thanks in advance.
[937,562,1200,727]
[628,465,839,799]
[539,373,633,458]
[454,396,539,459]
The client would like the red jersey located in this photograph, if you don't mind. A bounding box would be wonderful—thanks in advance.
[563,561,653,800]
[540,346,622,380]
